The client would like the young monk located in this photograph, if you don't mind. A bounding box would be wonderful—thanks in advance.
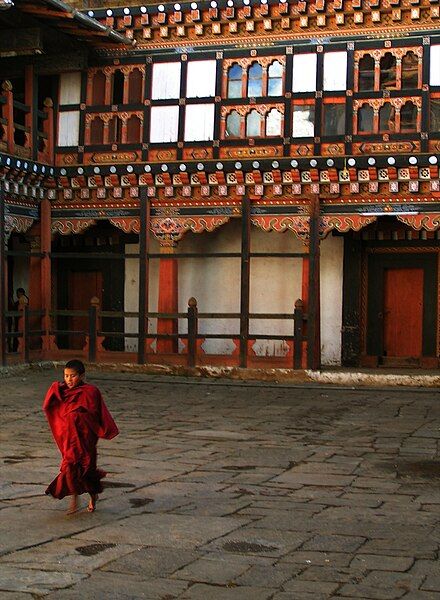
[43,359,119,514]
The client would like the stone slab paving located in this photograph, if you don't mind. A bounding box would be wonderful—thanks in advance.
[0,370,440,599]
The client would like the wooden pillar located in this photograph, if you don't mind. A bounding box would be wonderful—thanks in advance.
[40,198,52,352]
[157,242,178,354]
[27,233,42,350]
[137,187,149,364]
[43,98,54,164]
[24,65,35,157]
[0,183,6,366]
[239,192,251,368]
[307,195,321,370]
[2,80,14,153]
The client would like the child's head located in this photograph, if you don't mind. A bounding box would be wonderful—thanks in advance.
[64,359,85,389]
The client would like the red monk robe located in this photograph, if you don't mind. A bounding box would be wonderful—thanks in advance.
[43,381,119,499]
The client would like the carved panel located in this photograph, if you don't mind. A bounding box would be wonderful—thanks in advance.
[219,146,282,159]
[320,215,377,238]
[51,219,97,235]
[109,217,141,234]
[396,214,440,231]
[290,144,314,157]
[251,215,310,242]
[148,148,178,162]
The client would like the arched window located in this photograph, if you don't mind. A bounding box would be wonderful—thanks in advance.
[225,110,241,137]
[108,116,122,143]
[379,103,394,132]
[380,53,396,90]
[112,70,124,105]
[268,61,283,96]
[246,109,263,137]
[90,118,104,144]
[266,108,282,136]
[358,104,374,133]
[402,52,418,89]
[128,69,143,103]
[359,55,375,92]
[400,101,417,132]
[227,64,243,98]
[247,63,263,97]
[92,71,106,105]
[127,115,141,143]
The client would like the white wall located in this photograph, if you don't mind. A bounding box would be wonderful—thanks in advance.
[320,234,344,366]
[124,220,305,356]
[124,224,344,363]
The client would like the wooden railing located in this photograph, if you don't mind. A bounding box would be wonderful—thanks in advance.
[4,298,308,370]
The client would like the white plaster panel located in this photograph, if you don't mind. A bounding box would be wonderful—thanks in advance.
[249,228,303,357]
[57,111,80,147]
[59,72,82,105]
[150,106,179,143]
[323,51,347,91]
[292,53,317,92]
[184,104,215,141]
[124,240,160,352]
[186,60,217,97]
[320,234,343,366]
[430,45,440,86]
[151,62,181,99]
[177,220,241,354]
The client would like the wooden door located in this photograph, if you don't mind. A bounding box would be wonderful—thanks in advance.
[383,268,423,358]
[69,271,102,349]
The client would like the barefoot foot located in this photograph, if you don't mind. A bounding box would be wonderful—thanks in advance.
[67,495,79,515]
[87,494,98,512]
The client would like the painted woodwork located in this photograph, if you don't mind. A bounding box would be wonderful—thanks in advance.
[69,270,103,350]
[365,251,438,364]
[383,267,424,359]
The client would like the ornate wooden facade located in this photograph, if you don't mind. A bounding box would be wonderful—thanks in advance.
[1,0,440,368]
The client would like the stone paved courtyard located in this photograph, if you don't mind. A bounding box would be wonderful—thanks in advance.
[1,368,440,599]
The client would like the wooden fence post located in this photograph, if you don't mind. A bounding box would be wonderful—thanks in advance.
[293,298,303,370]
[187,297,198,368]
[88,296,99,363]
[21,305,29,363]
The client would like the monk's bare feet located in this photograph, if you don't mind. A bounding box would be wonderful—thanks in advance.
[67,495,78,515]
[87,494,98,512]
